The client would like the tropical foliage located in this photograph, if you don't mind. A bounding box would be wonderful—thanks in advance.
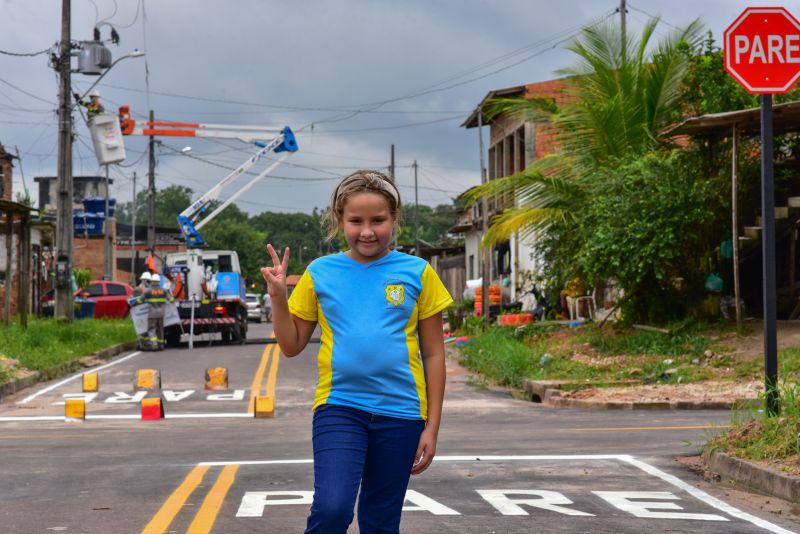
[466,17,750,321]
[116,185,461,292]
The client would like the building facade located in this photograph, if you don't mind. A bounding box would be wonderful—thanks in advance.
[455,78,574,308]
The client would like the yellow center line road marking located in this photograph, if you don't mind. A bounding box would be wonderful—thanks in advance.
[140,465,209,534]
[248,344,274,414]
[187,464,240,534]
[266,343,280,399]
[567,425,730,432]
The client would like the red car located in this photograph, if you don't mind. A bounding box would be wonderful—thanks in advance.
[77,280,134,319]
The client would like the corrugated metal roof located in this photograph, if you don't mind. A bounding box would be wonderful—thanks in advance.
[664,100,800,137]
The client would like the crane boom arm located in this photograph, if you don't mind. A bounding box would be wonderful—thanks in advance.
[177,127,298,248]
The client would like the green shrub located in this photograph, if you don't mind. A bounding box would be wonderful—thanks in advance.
[0,318,135,374]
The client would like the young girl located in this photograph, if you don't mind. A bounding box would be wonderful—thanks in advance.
[261,170,452,534]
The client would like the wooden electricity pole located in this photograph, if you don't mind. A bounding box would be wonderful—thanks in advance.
[55,0,74,322]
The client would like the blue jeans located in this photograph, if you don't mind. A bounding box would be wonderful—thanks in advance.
[305,404,425,534]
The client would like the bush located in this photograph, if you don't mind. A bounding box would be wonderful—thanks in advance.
[575,151,724,323]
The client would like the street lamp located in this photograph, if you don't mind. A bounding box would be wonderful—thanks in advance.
[74,49,145,106]
[54,7,147,319]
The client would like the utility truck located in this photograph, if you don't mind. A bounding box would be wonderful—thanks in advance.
[119,107,298,344]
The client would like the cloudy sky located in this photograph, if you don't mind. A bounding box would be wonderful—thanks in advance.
[0,0,775,216]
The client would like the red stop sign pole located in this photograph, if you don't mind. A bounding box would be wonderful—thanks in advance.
[724,7,800,416]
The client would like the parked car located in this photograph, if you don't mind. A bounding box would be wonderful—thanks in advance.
[245,293,262,323]
[41,281,134,319]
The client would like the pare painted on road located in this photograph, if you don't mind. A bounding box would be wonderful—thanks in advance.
[52,389,247,405]
[236,489,728,521]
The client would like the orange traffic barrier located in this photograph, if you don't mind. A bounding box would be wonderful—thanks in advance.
[82,372,99,392]
[135,369,161,391]
[65,398,86,421]
[254,396,274,419]
[205,367,229,390]
[141,397,164,420]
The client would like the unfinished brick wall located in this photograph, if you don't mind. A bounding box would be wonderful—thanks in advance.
[0,155,12,202]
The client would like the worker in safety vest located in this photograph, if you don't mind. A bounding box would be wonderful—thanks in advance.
[134,271,152,297]
[143,273,171,351]
[74,89,105,119]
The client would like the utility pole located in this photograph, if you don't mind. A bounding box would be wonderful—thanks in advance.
[620,0,627,47]
[389,144,395,182]
[55,0,74,322]
[413,160,420,256]
[478,106,490,327]
[130,171,137,285]
[103,164,112,280]
[147,110,156,257]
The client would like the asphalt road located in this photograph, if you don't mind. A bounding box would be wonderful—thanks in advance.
[0,321,798,534]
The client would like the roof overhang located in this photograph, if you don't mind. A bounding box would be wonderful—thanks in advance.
[664,100,800,138]
[461,84,527,129]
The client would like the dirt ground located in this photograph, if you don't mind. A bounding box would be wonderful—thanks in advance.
[560,320,800,404]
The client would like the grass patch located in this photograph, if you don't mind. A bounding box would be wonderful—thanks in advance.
[457,320,751,390]
[0,318,136,377]
[577,324,711,358]
[705,381,800,475]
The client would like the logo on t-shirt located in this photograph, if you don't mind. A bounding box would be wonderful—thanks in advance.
[385,284,405,307]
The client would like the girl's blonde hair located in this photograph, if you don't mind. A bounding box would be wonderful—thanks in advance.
[321,170,402,241]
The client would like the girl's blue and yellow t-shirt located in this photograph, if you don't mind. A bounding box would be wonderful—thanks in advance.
[287,250,453,420]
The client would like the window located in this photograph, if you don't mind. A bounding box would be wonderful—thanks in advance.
[85,283,104,297]
[469,254,475,280]
[106,283,127,296]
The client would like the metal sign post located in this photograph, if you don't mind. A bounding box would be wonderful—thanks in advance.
[723,6,800,416]
[760,94,779,416]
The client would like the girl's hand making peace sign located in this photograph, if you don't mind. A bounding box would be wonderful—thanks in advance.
[261,244,290,297]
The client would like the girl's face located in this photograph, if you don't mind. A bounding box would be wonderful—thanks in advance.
[340,192,396,263]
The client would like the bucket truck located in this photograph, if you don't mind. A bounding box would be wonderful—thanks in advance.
[119,107,298,344]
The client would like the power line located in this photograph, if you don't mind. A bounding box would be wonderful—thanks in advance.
[108,0,143,29]
[0,78,55,105]
[626,2,683,31]
[0,46,53,57]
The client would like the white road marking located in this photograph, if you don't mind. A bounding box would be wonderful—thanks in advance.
[0,412,253,422]
[16,351,143,404]
[621,455,797,534]
[197,455,797,534]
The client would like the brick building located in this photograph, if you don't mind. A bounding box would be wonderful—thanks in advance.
[455,78,574,306]
[0,145,54,322]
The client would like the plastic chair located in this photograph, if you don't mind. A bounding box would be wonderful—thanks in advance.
[570,289,596,321]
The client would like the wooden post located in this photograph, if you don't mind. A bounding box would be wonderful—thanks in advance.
[732,124,743,330]
[19,213,31,328]
[4,209,12,325]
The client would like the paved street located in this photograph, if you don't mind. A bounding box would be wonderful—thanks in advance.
[0,322,797,533]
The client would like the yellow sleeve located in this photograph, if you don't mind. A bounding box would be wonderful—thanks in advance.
[418,263,454,320]
[287,270,318,322]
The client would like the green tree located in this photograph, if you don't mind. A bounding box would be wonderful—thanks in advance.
[397,203,462,247]
[470,16,704,245]
[250,210,323,273]
[116,185,193,228]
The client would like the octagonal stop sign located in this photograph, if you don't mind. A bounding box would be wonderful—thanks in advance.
[724,7,800,93]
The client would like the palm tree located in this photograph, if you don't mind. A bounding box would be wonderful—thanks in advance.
[469,17,704,246]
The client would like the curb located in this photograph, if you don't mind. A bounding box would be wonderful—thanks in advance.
[521,378,759,410]
[0,341,136,401]
[705,450,800,503]
[545,397,759,410]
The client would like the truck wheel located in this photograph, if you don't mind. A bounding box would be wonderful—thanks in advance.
[165,329,182,347]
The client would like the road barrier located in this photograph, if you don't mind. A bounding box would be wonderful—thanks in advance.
[254,396,274,418]
[65,398,86,421]
[135,369,162,391]
[82,372,98,392]
[205,367,229,390]
[141,397,164,420]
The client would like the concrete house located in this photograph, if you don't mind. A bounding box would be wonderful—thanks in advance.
[455,78,574,309]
